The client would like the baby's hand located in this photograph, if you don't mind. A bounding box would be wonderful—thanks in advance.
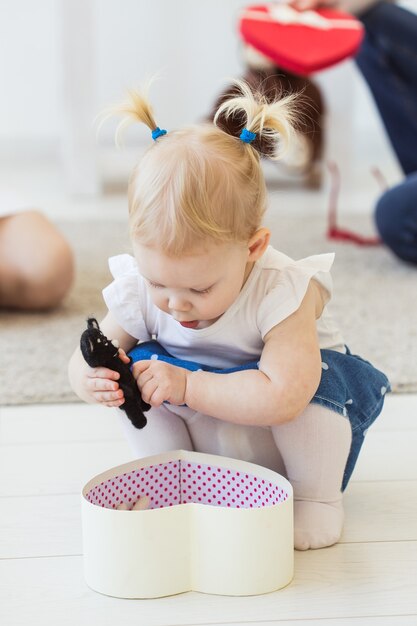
[85,348,130,408]
[132,360,189,407]
[116,495,150,511]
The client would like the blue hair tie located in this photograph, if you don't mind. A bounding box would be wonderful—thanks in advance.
[152,126,167,141]
[239,128,256,144]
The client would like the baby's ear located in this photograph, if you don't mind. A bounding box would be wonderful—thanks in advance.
[248,228,270,261]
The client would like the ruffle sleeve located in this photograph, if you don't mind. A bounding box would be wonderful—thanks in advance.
[102,254,152,341]
[257,253,335,338]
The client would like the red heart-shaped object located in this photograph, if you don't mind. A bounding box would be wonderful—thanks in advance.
[239,4,364,76]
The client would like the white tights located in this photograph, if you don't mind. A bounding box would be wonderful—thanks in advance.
[272,404,352,549]
[119,402,352,550]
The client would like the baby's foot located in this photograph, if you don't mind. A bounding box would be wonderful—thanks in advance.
[293,500,344,550]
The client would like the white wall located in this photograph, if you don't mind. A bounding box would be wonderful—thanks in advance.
[94,0,249,138]
[0,0,60,144]
[0,0,250,150]
[0,0,407,178]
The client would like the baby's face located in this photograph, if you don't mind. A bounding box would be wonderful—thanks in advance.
[133,241,251,329]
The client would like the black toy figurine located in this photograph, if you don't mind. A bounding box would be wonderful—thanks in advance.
[80,318,149,429]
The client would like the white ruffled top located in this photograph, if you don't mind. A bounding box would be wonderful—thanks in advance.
[103,246,345,368]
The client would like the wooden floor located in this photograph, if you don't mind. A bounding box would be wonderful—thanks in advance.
[1,393,416,626]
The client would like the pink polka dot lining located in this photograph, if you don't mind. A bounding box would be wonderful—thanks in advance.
[86,460,288,510]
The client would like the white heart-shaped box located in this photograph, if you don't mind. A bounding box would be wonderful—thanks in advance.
[82,450,293,598]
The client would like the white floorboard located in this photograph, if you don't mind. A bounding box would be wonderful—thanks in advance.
[0,494,82,559]
[1,480,416,561]
[1,417,415,500]
[1,396,417,625]
[0,440,131,496]
[342,481,417,543]
[199,615,417,626]
[1,391,414,443]
[373,393,417,431]
[349,430,417,481]
[0,402,122,444]
[1,542,416,626]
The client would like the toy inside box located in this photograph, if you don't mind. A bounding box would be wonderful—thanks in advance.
[81,449,294,598]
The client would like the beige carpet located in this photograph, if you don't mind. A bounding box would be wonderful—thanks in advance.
[1,215,416,406]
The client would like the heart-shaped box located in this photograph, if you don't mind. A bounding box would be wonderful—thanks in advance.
[82,450,293,598]
[239,3,364,75]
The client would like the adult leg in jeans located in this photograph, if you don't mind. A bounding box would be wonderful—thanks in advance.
[355,2,417,174]
[375,173,417,264]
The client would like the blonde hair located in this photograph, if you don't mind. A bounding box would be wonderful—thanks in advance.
[109,80,299,255]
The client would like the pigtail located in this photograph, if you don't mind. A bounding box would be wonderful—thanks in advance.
[96,81,162,147]
[213,78,300,159]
